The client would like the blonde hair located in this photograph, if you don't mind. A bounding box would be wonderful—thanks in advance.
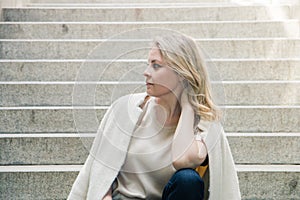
[152,33,220,121]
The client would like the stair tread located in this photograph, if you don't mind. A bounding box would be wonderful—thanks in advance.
[0,107,299,133]
[1,39,299,60]
[1,21,299,39]
[3,5,298,22]
[0,82,299,106]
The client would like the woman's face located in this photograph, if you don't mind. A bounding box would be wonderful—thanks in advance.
[144,47,182,97]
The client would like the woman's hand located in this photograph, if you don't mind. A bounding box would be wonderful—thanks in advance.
[179,89,193,111]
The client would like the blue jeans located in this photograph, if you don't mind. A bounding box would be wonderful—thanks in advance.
[162,168,204,200]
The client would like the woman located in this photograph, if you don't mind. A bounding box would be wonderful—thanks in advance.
[68,32,241,200]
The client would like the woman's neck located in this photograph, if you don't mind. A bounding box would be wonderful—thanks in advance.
[155,92,181,126]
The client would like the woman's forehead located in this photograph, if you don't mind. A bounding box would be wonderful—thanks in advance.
[148,47,163,62]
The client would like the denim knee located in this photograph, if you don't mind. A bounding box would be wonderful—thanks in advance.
[162,168,204,200]
[172,168,204,189]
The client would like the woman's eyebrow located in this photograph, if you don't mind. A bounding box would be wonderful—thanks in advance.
[147,59,155,64]
[147,58,163,65]
[150,59,162,64]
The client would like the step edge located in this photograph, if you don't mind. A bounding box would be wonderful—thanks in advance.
[0,164,299,172]
[0,105,299,110]
[1,38,300,42]
[0,80,299,84]
[0,105,300,109]
[1,20,299,24]
[1,58,300,62]
[4,5,294,9]
[1,132,300,138]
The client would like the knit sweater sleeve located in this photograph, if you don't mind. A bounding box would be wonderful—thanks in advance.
[202,122,241,200]
[67,93,146,200]
[67,99,117,200]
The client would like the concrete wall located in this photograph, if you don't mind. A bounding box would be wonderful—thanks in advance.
[0,0,31,21]
[0,0,31,8]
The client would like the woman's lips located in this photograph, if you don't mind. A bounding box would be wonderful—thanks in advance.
[146,83,154,88]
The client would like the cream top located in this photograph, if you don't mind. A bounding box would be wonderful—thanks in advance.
[113,98,177,200]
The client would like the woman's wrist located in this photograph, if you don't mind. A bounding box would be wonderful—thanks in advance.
[102,186,112,200]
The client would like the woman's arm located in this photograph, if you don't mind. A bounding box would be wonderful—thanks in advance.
[172,92,208,170]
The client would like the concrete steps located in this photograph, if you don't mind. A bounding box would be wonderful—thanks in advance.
[0,107,299,133]
[1,59,299,81]
[1,39,300,59]
[1,21,299,39]
[0,165,299,199]
[0,82,299,106]
[1,1,299,199]
[2,5,299,22]
[1,133,299,165]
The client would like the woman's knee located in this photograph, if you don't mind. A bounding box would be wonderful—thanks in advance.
[162,168,204,200]
[172,168,204,190]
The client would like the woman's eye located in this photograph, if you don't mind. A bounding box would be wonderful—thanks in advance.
[152,63,162,69]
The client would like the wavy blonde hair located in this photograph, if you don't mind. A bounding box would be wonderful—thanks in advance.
[152,33,220,121]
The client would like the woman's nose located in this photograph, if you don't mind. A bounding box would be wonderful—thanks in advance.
[143,65,151,77]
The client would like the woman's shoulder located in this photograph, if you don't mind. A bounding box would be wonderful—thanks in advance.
[196,119,224,140]
[196,119,223,133]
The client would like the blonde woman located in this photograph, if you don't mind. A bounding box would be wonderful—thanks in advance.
[68,33,241,200]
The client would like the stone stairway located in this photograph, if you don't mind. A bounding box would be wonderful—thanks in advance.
[0,0,300,199]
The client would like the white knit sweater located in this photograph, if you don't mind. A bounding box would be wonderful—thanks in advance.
[68,93,241,200]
